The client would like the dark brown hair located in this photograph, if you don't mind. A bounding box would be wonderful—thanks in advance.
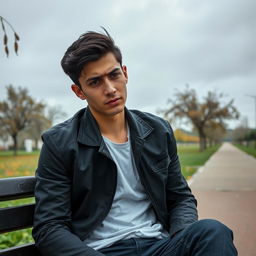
[61,28,122,87]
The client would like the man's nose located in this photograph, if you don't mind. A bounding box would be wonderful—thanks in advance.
[104,79,116,95]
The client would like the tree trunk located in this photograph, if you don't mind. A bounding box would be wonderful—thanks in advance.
[203,136,207,150]
[205,138,208,149]
[199,135,205,152]
[198,128,207,152]
[35,139,38,150]
[12,134,18,156]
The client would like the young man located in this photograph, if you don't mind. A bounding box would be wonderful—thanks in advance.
[33,30,237,256]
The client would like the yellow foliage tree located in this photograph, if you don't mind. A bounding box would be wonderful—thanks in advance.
[174,129,199,143]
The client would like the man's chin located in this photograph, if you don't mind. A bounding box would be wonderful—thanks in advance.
[108,106,125,116]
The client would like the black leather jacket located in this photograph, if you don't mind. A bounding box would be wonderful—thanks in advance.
[33,107,198,256]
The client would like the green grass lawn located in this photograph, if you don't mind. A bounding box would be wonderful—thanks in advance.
[178,144,220,179]
[0,144,220,249]
[0,153,39,178]
[0,150,40,157]
[233,143,256,158]
[0,151,38,249]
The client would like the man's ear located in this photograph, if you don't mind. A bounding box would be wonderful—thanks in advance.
[122,65,128,82]
[71,84,87,100]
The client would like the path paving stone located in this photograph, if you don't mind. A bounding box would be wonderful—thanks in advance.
[190,143,256,256]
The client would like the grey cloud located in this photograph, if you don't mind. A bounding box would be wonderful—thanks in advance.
[1,0,255,128]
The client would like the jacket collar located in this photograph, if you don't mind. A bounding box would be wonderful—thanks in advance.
[125,109,153,140]
[77,107,154,147]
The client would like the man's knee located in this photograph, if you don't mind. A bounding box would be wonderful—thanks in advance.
[181,219,237,255]
[192,219,233,239]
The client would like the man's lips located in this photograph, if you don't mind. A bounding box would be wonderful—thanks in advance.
[105,97,121,104]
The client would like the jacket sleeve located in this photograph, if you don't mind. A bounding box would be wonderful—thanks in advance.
[164,121,198,236]
[32,135,104,256]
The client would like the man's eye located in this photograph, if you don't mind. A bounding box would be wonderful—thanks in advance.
[89,79,100,86]
[110,72,120,79]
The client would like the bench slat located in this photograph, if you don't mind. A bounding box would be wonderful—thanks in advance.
[0,204,35,233]
[0,243,40,256]
[0,176,40,255]
[0,176,35,201]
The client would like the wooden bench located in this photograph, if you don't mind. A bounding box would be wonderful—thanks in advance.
[0,176,41,255]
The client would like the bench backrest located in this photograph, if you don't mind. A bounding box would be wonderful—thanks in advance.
[0,176,41,255]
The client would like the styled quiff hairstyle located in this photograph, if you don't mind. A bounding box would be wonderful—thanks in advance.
[61,28,122,87]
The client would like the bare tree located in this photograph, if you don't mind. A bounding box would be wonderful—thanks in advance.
[0,85,46,155]
[47,105,67,126]
[24,116,50,150]
[160,86,239,151]
[0,16,20,57]
[24,105,67,149]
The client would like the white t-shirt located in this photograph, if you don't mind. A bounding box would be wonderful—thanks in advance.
[84,130,168,250]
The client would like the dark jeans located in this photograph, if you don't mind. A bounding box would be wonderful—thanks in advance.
[99,219,237,256]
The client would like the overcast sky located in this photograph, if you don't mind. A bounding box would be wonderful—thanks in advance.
[1,0,256,130]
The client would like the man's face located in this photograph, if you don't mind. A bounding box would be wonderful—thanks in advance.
[71,52,128,119]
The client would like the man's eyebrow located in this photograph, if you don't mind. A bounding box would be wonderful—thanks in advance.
[108,67,121,74]
[85,67,121,84]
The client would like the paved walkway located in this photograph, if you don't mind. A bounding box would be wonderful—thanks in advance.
[189,142,256,256]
